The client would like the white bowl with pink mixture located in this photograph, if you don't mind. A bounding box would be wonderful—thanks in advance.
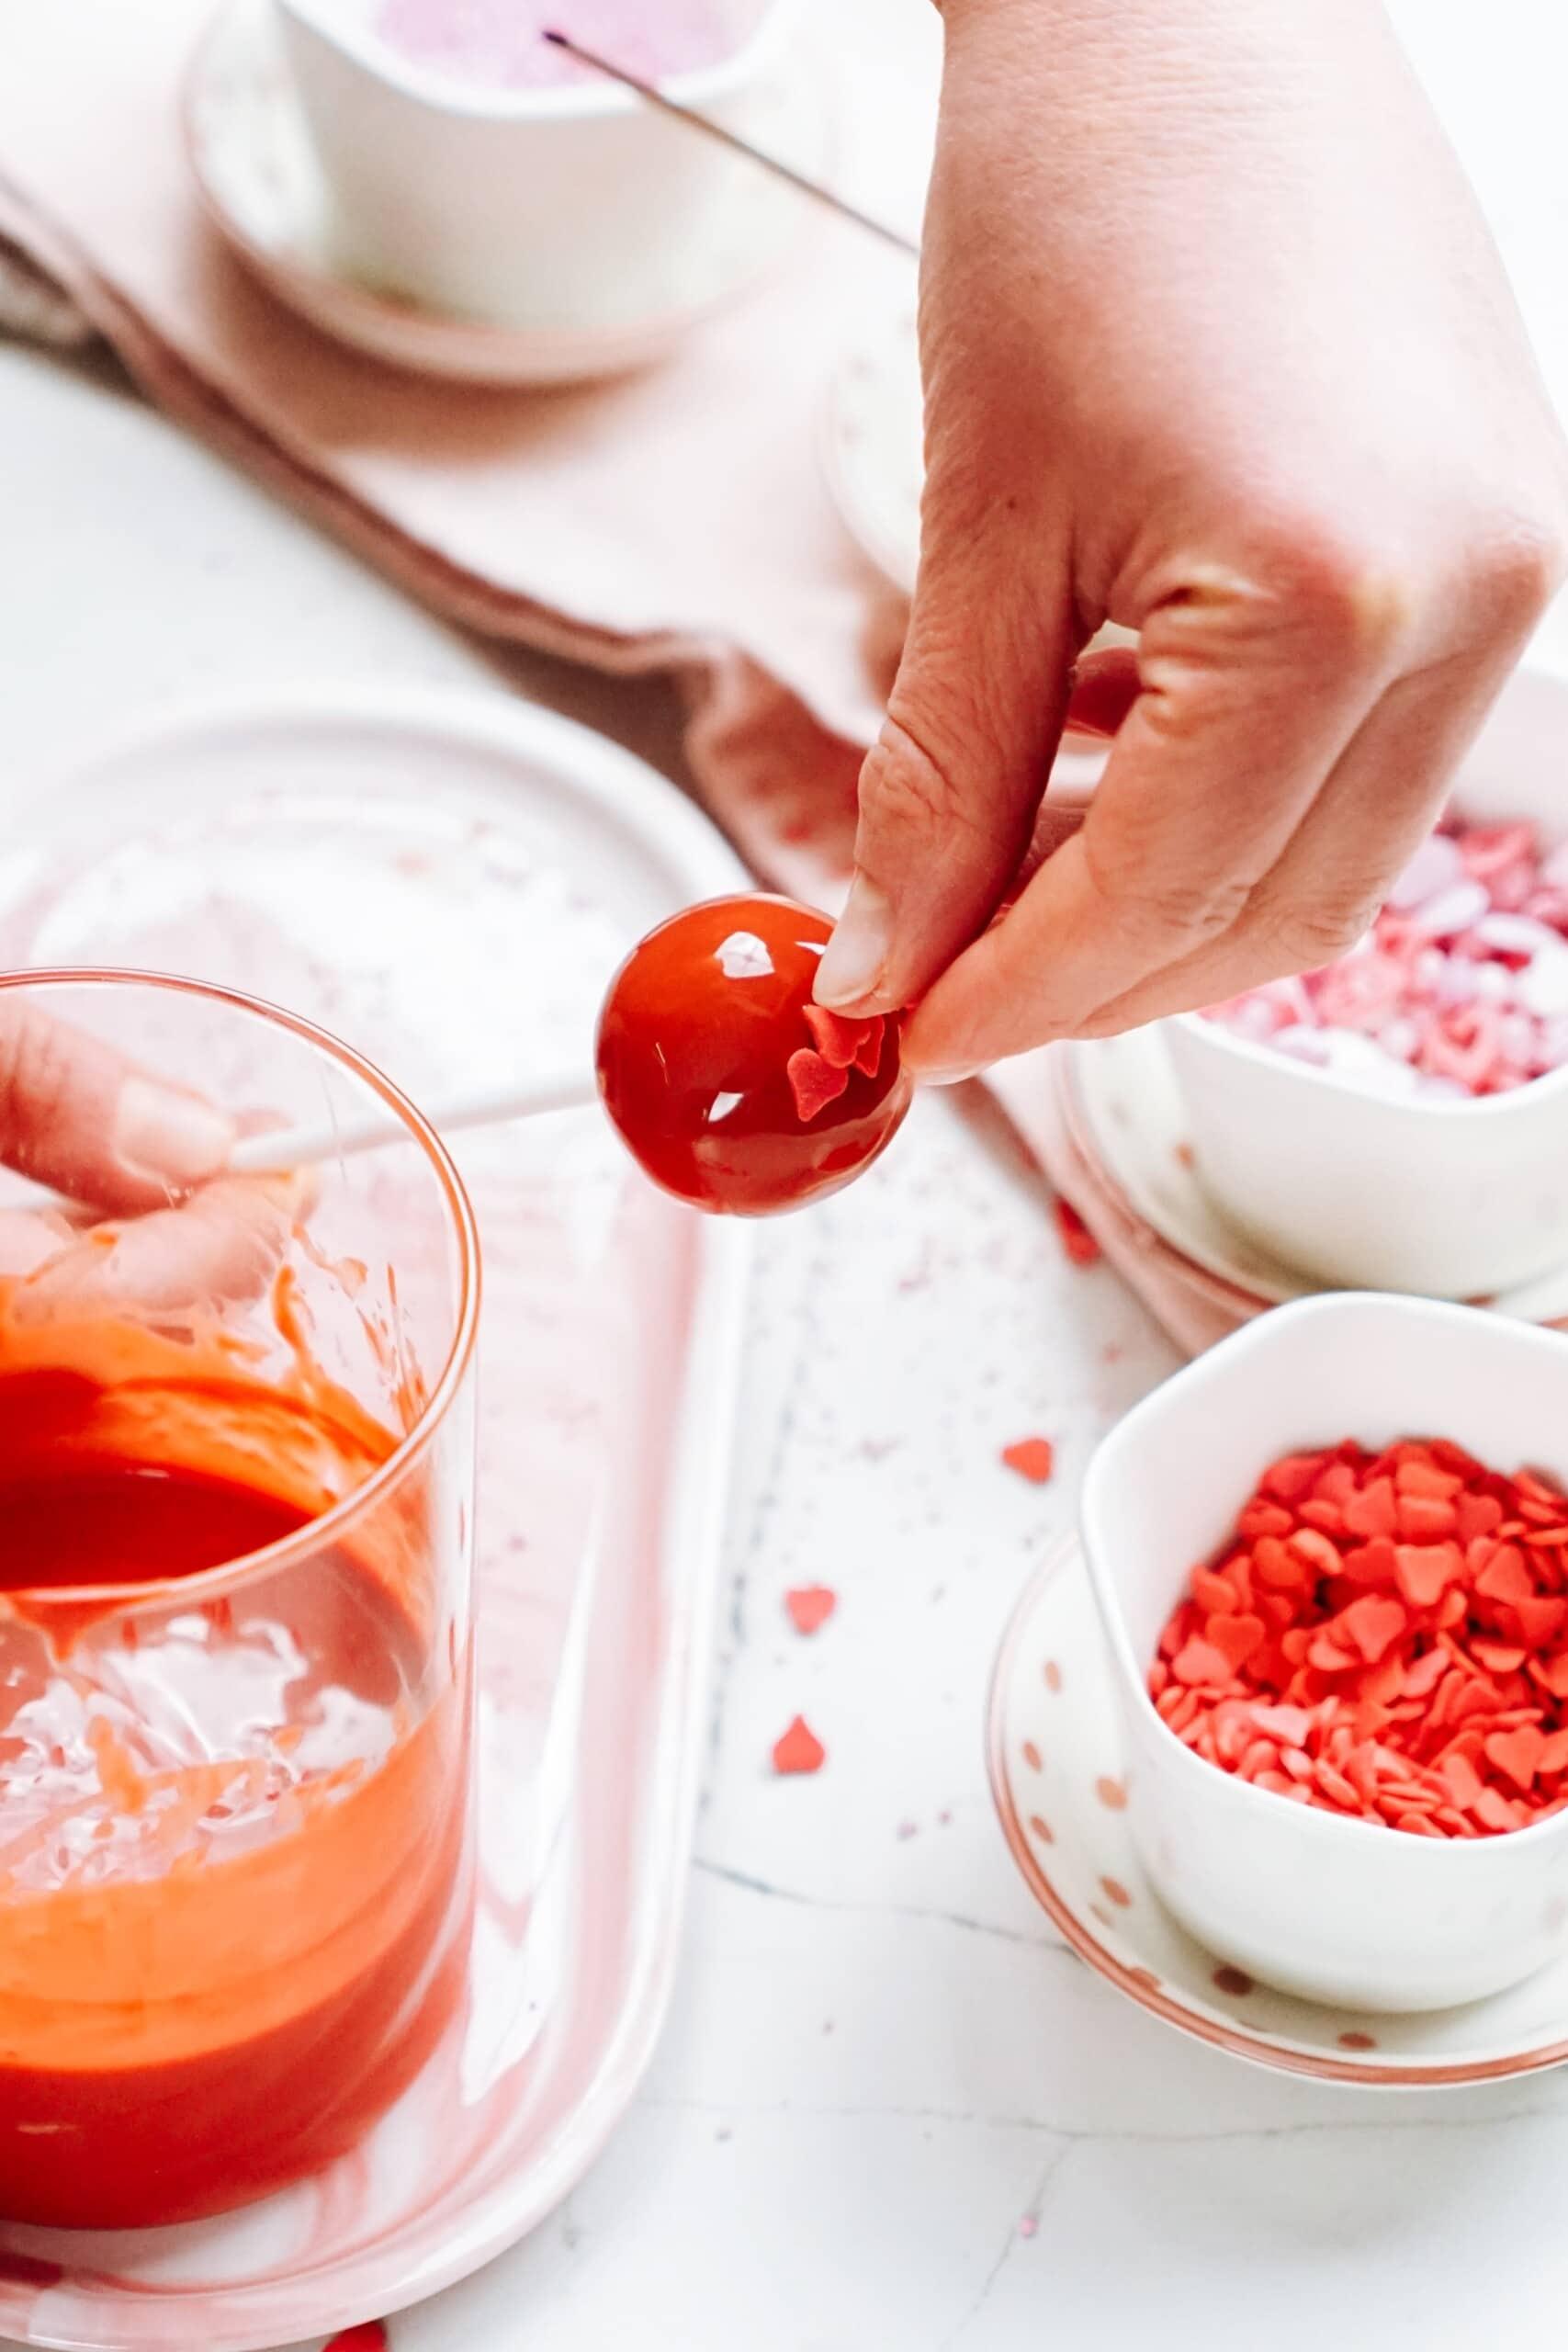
[1165,666,1568,1298]
[275,0,806,327]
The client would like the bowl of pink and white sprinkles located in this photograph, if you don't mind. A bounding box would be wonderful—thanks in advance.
[1165,667,1568,1298]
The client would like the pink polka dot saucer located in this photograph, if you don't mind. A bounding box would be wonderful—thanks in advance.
[989,1537,1568,2084]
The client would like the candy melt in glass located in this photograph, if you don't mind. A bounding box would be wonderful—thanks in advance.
[1205,818,1568,1099]
[595,893,911,1216]
[0,974,478,2231]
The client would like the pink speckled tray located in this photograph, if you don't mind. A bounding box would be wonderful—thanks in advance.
[0,689,751,2351]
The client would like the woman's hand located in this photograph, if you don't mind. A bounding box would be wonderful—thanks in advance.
[0,1000,233,1210]
[0,1002,290,1312]
[815,0,1568,1078]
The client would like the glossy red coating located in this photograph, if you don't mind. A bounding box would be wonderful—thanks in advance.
[595,894,911,1215]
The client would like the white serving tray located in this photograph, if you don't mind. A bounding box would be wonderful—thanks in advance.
[0,687,750,2351]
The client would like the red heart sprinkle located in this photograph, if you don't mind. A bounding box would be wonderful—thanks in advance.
[773,1715,826,1775]
[1341,1594,1408,1664]
[1393,1543,1461,1609]
[785,1584,837,1635]
[852,1015,887,1077]
[1001,1437,1055,1485]
[1171,1635,1234,1687]
[786,1048,851,1124]
[802,1002,875,1071]
[1484,1724,1546,1792]
[1205,1612,1267,1672]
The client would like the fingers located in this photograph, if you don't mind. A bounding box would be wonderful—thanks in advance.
[0,1003,234,1213]
[813,481,1079,1015]
[1067,642,1528,1035]
[14,1180,296,1320]
[899,548,1404,1075]
[811,627,1131,1015]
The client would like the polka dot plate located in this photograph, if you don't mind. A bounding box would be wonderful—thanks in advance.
[989,1536,1568,2085]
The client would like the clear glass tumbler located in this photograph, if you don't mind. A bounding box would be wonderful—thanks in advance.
[0,971,479,2230]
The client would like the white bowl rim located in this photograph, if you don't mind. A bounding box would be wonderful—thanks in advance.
[276,0,807,121]
[1170,1004,1568,1125]
[1081,1290,1568,1858]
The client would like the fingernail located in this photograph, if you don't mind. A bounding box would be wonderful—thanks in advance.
[814,875,893,1010]
[115,1080,234,1191]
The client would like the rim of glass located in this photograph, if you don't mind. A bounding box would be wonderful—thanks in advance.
[0,967,481,1611]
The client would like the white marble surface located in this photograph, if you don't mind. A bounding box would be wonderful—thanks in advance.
[9,5,1568,2343]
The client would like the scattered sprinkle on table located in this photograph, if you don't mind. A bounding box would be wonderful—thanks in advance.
[1053,1197,1101,1266]
[1001,1436,1055,1485]
[773,1715,827,1776]
[784,1584,837,1635]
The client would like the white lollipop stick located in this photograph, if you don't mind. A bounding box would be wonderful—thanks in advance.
[230,1070,598,1175]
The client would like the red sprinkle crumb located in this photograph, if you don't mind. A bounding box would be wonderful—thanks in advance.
[1152,1436,1568,1838]
[786,1047,850,1124]
[323,2328,389,2352]
[1001,1436,1055,1485]
[1053,1196,1101,1266]
[773,1715,826,1775]
[803,1003,886,1077]
[785,1583,837,1635]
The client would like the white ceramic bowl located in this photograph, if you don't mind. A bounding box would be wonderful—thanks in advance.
[1081,1292,1568,2011]
[1164,665,1568,1299]
[275,0,806,328]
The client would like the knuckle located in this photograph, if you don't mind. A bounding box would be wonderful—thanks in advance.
[1083,829,1252,948]
[1461,513,1567,639]
[1248,518,1416,669]
[858,718,971,842]
[1272,893,1379,967]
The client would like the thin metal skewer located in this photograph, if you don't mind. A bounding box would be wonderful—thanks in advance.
[541,28,920,258]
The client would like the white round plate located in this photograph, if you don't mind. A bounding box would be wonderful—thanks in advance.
[1064,1025,1568,1326]
[990,1537,1568,2086]
[184,0,829,385]
[820,304,921,594]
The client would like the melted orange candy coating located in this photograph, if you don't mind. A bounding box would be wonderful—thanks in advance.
[0,1292,471,2230]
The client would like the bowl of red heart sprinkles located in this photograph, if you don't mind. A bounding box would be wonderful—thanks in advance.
[1081,1291,1568,2011]
[1163,666,1568,1299]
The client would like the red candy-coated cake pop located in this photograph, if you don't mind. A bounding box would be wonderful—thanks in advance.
[595,894,911,1215]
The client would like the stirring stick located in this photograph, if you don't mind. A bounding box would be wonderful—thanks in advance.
[540,28,920,258]
[230,1071,598,1176]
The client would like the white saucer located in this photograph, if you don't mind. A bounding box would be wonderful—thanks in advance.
[184,0,829,385]
[990,1537,1568,2085]
[820,304,921,594]
[1064,1025,1568,1326]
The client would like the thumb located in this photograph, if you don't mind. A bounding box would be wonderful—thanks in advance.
[813,514,1077,1016]
[0,1001,234,1212]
